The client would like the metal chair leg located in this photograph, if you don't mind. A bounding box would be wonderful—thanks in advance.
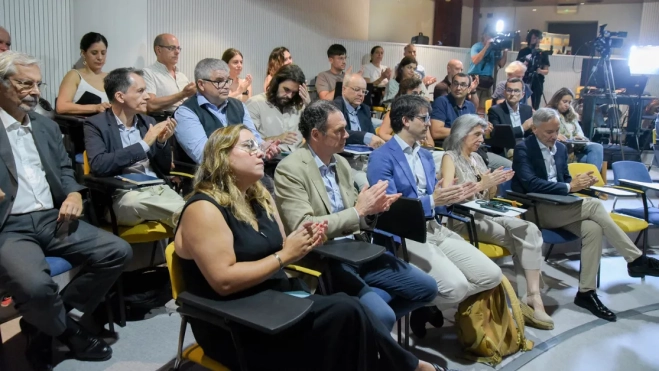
[397,319,402,345]
[404,314,410,350]
[634,231,643,246]
[173,317,188,370]
[597,265,601,289]
[105,294,115,333]
[117,276,126,327]
[544,244,555,262]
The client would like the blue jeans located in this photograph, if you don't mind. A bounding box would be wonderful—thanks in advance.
[328,252,438,330]
[577,142,604,171]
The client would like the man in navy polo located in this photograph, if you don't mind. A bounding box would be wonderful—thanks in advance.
[430,72,511,169]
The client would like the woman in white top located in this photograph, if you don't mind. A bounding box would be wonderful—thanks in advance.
[56,32,110,115]
[383,57,427,102]
[222,48,252,103]
[263,46,293,92]
[362,46,391,88]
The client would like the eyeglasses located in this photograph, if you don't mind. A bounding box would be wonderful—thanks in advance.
[346,86,369,95]
[505,88,523,95]
[10,79,46,92]
[202,78,233,89]
[158,45,182,52]
[237,139,263,155]
[453,83,470,89]
[412,114,430,123]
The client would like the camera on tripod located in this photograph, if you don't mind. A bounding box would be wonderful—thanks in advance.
[594,24,627,55]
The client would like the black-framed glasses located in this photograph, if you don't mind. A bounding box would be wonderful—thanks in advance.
[346,86,369,95]
[158,45,182,52]
[202,78,233,89]
[10,79,46,92]
[413,114,430,123]
[453,82,470,89]
[505,88,522,95]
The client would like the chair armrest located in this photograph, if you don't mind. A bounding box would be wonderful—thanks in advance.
[285,264,321,278]
[169,171,195,179]
[313,240,385,266]
[612,185,645,195]
[83,175,139,192]
[176,290,313,335]
[506,190,581,205]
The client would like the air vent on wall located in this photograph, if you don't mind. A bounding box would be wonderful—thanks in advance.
[556,5,578,14]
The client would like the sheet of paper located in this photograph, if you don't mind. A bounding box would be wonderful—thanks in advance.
[460,200,527,217]
[589,186,637,196]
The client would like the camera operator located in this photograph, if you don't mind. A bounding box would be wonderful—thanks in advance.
[517,29,550,110]
[468,28,508,113]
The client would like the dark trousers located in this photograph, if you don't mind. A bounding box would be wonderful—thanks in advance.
[193,293,419,371]
[0,209,132,337]
[530,79,544,110]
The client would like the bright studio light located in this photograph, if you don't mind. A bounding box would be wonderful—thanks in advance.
[496,20,504,33]
[628,45,659,75]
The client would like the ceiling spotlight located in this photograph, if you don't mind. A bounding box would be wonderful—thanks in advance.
[532,8,537,11]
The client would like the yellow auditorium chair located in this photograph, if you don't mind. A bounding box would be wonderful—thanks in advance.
[567,163,649,250]
[165,242,320,371]
[484,99,493,114]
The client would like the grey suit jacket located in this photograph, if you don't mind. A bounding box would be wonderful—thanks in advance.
[0,112,86,229]
[84,109,172,179]
[274,145,369,240]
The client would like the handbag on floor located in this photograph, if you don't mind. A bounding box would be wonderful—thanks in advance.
[454,275,533,366]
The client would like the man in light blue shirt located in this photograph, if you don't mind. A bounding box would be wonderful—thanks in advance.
[468,28,508,111]
[173,58,275,164]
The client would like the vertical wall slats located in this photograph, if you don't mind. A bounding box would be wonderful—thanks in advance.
[1,0,74,102]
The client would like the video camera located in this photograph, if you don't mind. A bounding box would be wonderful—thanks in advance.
[594,24,627,55]
[489,33,514,57]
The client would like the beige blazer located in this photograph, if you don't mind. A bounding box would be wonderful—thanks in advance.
[274,145,367,240]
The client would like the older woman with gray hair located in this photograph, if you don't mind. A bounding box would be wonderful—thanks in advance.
[440,114,552,330]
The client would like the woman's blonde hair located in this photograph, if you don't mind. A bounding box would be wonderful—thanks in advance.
[176,125,274,227]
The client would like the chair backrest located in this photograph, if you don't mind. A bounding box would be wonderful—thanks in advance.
[612,160,652,185]
[83,150,90,175]
[485,99,493,113]
[165,242,185,300]
[568,163,604,186]
[375,197,427,243]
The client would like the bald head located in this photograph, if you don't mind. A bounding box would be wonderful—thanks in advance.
[342,73,367,108]
[153,33,181,66]
[0,27,11,53]
[447,59,463,80]
[404,44,417,58]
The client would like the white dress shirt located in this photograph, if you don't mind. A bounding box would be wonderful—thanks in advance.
[393,134,434,207]
[507,101,522,129]
[1,109,54,214]
[536,138,570,192]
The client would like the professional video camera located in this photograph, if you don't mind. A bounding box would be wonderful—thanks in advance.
[593,24,627,56]
[489,32,514,57]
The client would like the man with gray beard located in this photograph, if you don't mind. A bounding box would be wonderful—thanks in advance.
[0,51,132,370]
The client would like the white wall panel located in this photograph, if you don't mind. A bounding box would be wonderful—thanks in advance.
[368,0,434,44]
[640,1,659,46]
[146,0,369,94]
[0,0,74,101]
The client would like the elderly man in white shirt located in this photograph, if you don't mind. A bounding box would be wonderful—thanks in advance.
[143,33,197,112]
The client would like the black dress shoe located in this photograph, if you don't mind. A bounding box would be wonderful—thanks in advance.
[628,256,659,278]
[57,319,113,362]
[410,306,444,339]
[20,319,54,371]
[574,290,617,322]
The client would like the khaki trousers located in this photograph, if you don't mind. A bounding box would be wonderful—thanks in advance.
[530,197,642,292]
[110,185,186,228]
[405,220,502,305]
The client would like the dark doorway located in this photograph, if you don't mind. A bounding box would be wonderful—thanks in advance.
[548,22,598,56]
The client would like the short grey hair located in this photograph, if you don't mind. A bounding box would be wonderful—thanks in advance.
[443,114,488,152]
[0,51,40,86]
[533,107,560,127]
[505,61,527,75]
[194,58,229,81]
[342,72,364,85]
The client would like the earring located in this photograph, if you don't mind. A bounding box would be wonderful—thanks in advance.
[82,59,87,66]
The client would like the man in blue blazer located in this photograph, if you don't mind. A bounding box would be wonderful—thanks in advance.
[512,108,659,321]
[367,95,501,338]
[84,67,184,228]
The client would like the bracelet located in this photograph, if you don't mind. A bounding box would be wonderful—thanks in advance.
[273,253,284,270]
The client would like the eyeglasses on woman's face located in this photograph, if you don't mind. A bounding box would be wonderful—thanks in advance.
[237,139,263,155]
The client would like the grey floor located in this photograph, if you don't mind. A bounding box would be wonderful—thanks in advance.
[2,162,659,371]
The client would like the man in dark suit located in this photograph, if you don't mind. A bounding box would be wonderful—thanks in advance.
[332,73,382,189]
[84,67,184,228]
[512,108,659,322]
[488,77,534,156]
[0,51,131,369]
